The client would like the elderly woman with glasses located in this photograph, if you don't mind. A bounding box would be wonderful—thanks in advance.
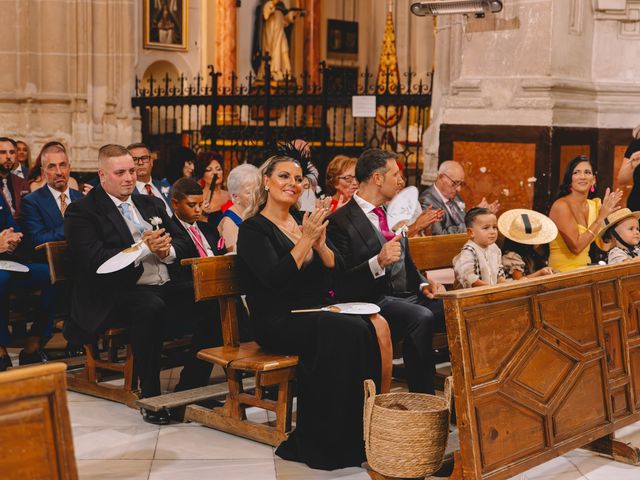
[325,155,358,212]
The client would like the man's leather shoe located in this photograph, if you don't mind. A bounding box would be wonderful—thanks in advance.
[140,407,170,425]
[0,355,12,372]
[18,349,48,366]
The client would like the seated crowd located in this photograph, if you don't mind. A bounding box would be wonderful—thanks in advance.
[0,134,634,471]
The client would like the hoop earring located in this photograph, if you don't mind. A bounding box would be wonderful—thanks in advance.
[569,186,572,193]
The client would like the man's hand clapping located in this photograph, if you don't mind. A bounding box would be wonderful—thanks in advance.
[0,228,22,254]
[143,228,172,259]
[478,197,500,214]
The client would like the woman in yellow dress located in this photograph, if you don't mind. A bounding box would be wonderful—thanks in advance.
[549,155,623,272]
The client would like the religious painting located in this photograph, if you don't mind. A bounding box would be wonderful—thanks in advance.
[327,20,358,59]
[144,0,188,51]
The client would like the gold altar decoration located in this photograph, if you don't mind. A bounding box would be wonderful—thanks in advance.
[375,0,403,131]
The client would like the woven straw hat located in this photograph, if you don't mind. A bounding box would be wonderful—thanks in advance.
[498,209,558,245]
[596,208,640,240]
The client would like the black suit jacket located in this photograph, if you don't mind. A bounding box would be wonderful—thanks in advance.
[63,186,191,342]
[327,197,426,302]
[169,215,226,283]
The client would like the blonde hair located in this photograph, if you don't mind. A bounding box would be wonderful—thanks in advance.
[325,155,357,196]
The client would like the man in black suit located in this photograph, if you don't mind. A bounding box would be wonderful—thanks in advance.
[168,177,225,391]
[0,137,30,219]
[327,148,446,394]
[64,144,191,424]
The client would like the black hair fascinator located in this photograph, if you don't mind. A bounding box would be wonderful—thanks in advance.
[269,141,312,178]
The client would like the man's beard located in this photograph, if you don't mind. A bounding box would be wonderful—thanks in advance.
[0,164,13,175]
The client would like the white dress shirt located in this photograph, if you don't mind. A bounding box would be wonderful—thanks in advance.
[136,180,172,216]
[352,193,386,279]
[177,217,215,257]
[106,192,175,285]
[47,185,71,212]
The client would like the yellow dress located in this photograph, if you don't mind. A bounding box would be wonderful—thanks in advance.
[549,198,601,272]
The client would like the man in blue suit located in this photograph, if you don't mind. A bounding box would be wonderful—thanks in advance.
[128,143,172,216]
[21,143,83,246]
[0,191,56,371]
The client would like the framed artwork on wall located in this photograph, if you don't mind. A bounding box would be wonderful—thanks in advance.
[144,0,188,51]
[327,19,358,60]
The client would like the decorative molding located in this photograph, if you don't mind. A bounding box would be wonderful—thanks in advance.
[569,0,585,35]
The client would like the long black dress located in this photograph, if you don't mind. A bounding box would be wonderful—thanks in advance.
[236,212,381,470]
[625,138,640,210]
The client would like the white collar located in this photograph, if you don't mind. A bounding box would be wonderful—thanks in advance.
[353,192,379,215]
[106,191,133,209]
[433,184,453,205]
[47,184,71,200]
[136,180,154,189]
[177,216,197,232]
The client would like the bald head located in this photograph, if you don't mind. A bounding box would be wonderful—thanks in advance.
[435,160,465,201]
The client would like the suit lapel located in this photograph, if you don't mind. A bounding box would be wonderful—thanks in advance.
[345,199,384,255]
[40,187,63,225]
[95,187,135,245]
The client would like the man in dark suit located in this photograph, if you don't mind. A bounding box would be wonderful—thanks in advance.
[64,144,191,424]
[168,177,226,391]
[419,160,499,235]
[128,143,172,216]
[0,192,56,371]
[21,143,83,246]
[328,148,446,394]
[0,137,30,219]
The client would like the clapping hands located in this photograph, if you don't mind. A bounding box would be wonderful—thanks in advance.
[302,197,332,249]
[142,228,172,259]
[0,228,22,254]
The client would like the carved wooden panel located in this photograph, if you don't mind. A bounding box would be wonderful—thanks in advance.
[443,266,640,480]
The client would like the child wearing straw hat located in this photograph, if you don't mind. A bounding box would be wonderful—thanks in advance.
[497,209,558,280]
[453,207,506,288]
[596,208,640,264]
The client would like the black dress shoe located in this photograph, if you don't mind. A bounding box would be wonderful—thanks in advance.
[140,407,170,425]
[65,343,85,358]
[18,349,49,366]
[0,355,12,372]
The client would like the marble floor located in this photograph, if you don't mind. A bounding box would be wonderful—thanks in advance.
[55,365,640,480]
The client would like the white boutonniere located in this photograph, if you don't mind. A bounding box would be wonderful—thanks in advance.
[149,216,162,230]
[161,186,170,196]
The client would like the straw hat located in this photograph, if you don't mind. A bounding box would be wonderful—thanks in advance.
[498,209,558,245]
[596,208,640,240]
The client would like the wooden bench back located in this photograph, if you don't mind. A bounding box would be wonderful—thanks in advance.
[182,255,244,348]
[408,233,467,271]
[0,363,78,479]
[35,241,69,285]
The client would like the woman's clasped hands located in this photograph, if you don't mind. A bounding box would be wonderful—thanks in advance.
[302,197,332,250]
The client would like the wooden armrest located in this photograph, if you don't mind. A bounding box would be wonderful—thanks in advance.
[181,256,220,266]
[35,240,67,252]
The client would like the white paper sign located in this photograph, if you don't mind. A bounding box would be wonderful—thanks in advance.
[352,96,376,118]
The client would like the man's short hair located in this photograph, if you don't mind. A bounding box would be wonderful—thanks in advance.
[40,144,67,166]
[0,137,17,148]
[126,142,149,151]
[465,207,491,228]
[171,177,203,201]
[98,144,131,167]
[355,148,397,183]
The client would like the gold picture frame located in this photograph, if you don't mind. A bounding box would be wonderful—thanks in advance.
[143,0,189,51]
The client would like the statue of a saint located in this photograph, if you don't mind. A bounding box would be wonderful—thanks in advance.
[251,0,302,82]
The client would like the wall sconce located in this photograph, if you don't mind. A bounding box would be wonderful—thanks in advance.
[411,0,503,18]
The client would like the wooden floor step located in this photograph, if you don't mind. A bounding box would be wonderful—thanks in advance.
[136,377,257,412]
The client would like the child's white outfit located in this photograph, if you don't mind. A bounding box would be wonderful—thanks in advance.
[453,240,505,288]
[607,245,640,264]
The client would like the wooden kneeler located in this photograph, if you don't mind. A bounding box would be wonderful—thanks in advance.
[182,256,299,446]
[37,241,138,407]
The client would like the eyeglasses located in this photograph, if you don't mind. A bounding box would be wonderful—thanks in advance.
[338,175,357,183]
[132,155,151,164]
[441,172,465,189]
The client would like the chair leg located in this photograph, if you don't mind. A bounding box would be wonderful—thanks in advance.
[84,344,98,383]
[123,345,135,393]
[224,368,246,420]
[275,377,294,434]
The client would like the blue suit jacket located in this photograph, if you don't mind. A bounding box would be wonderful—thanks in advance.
[0,194,19,232]
[134,178,172,213]
[21,186,83,247]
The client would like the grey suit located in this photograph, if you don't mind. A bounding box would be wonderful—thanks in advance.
[418,185,467,235]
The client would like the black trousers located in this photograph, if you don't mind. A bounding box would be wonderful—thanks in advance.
[378,294,445,394]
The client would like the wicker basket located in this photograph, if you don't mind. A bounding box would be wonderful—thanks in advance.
[363,377,452,479]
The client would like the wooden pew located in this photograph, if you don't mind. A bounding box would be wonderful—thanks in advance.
[36,241,138,407]
[408,233,468,272]
[0,363,78,479]
[182,256,298,447]
[440,262,640,479]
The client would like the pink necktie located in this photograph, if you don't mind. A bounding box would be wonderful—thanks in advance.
[372,207,395,241]
[188,225,208,257]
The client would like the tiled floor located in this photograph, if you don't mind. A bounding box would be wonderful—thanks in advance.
[59,366,640,480]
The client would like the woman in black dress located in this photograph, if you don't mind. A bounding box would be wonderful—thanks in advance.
[236,151,387,470]
[616,124,640,210]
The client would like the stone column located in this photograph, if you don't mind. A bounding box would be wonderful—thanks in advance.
[303,0,321,87]
[215,0,237,122]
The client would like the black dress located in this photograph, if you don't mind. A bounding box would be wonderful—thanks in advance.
[237,212,381,470]
[625,139,640,210]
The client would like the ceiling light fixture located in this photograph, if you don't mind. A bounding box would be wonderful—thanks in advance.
[410,0,503,18]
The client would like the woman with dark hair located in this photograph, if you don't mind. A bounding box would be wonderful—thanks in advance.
[237,147,390,470]
[548,155,622,272]
[166,146,197,184]
[616,124,640,210]
[196,150,231,225]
